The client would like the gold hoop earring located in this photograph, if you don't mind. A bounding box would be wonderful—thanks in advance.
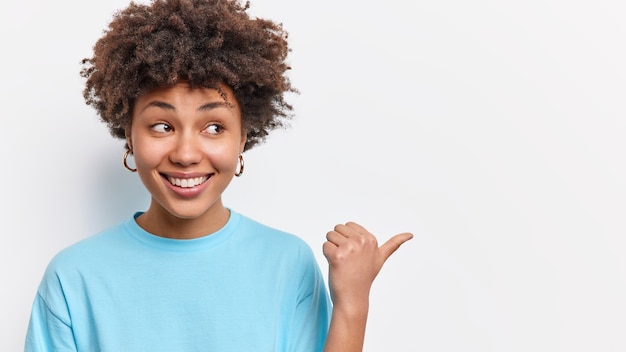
[123,149,137,172]
[235,154,244,177]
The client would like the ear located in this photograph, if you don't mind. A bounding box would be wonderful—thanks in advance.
[125,129,132,150]
[239,132,247,154]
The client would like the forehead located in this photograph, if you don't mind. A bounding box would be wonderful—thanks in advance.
[135,81,240,111]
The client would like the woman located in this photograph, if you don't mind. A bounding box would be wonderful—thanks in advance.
[25,0,412,351]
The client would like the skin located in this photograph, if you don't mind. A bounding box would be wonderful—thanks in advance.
[323,224,413,352]
[127,82,245,239]
[126,81,413,351]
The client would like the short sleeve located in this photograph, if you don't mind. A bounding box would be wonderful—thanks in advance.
[288,245,332,352]
[25,293,77,352]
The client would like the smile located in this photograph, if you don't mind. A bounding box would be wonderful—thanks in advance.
[166,176,210,188]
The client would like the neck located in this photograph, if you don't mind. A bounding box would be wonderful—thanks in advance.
[136,200,230,239]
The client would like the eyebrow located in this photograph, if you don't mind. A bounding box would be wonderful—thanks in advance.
[199,101,231,111]
[140,100,231,113]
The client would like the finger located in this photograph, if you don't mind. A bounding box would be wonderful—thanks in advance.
[340,222,378,244]
[333,223,360,238]
[379,232,414,262]
[322,240,336,258]
[325,230,348,246]
[344,222,370,235]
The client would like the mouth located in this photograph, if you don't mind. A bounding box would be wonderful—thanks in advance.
[163,175,211,188]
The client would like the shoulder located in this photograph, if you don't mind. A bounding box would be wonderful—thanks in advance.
[233,212,317,259]
[45,221,127,272]
[237,212,309,245]
[36,221,129,300]
[232,212,324,283]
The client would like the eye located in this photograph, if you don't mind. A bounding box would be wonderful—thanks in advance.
[205,123,224,135]
[151,123,172,133]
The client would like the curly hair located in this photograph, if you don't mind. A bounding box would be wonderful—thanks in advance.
[81,0,295,151]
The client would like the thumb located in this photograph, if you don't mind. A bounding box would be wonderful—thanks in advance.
[379,232,414,262]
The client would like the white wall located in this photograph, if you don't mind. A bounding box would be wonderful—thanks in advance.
[2,0,625,351]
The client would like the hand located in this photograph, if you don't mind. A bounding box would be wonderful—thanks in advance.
[323,222,413,310]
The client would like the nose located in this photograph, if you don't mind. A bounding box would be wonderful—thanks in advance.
[169,132,203,167]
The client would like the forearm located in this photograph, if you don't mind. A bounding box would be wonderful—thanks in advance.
[323,300,369,352]
[321,224,412,352]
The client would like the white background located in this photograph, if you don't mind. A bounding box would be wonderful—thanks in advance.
[1,0,625,351]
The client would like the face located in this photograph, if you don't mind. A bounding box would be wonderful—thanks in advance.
[127,82,246,234]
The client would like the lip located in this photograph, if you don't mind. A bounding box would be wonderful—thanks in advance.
[160,172,213,198]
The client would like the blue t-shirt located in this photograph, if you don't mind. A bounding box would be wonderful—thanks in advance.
[25,211,331,352]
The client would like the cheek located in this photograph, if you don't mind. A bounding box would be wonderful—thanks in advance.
[132,141,169,170]
[204,144,240,170]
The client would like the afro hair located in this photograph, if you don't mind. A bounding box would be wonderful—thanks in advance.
[81,0,295,151]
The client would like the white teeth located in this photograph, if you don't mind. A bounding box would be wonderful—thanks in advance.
[167,176,208,188]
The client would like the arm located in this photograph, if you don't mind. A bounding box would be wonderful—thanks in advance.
[322,222,413,352]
